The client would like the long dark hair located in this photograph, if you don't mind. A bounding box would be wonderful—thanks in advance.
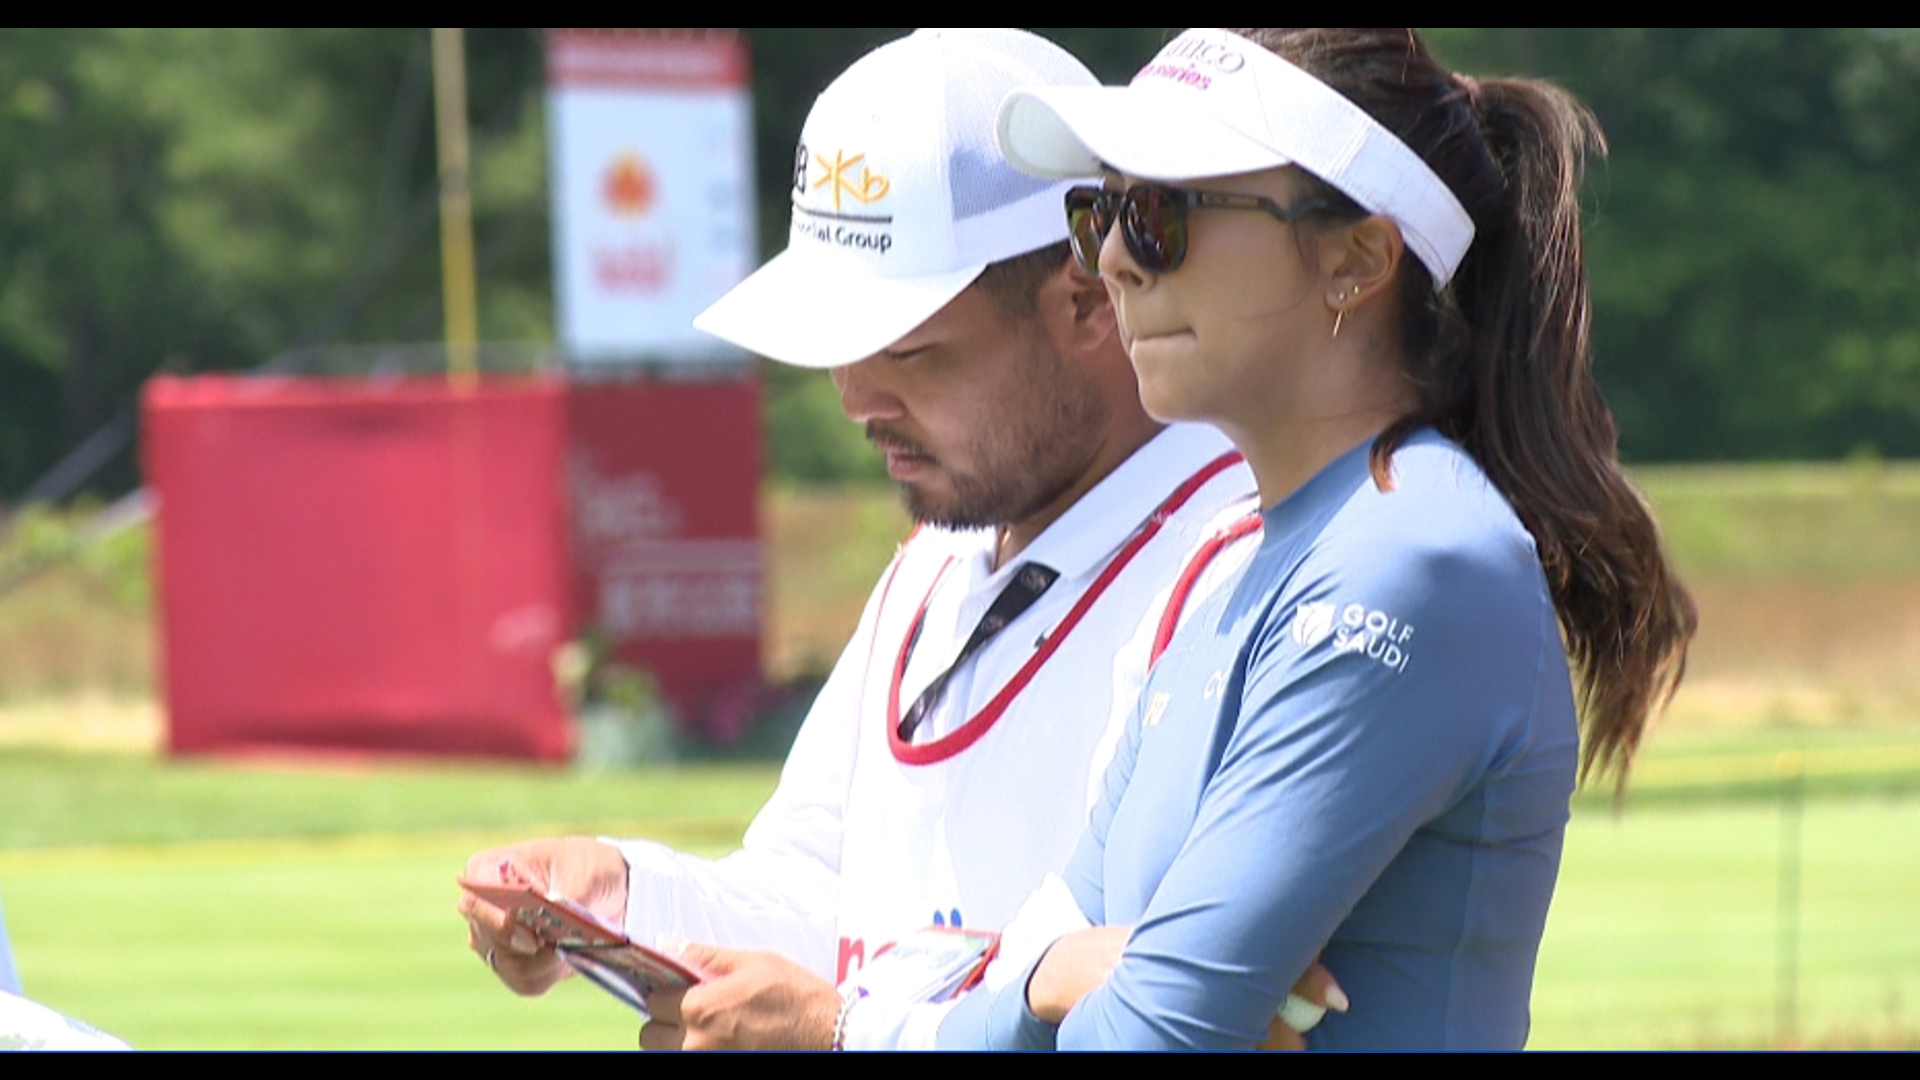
[1229,28,1696,786]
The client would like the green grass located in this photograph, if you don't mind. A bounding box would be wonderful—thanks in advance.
[1534,796,1920,1049]
[0,751,778,850]
[1635,460,1920,581]
[1587,726,1920,807]
[0,759,777,1050]
[2,834,702,1049]
[2,746,1916,1049]
[0,753,782,1047]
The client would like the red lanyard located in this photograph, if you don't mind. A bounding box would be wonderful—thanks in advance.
[883,452,1244,766]
[1149,511,1263,665]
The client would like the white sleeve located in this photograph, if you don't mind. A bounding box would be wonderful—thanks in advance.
[612,560,892,981]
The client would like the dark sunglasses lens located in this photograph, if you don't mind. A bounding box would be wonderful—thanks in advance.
[1065,190,1106,274]
[1124,186,1185,273]
[1065,188,1117,274]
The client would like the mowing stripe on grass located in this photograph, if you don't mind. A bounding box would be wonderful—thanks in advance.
[0,818,752,875]
[1631,742,1920,790]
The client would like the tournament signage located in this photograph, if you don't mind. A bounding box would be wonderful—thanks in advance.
[546,30,756,364]
[565,380,764,739]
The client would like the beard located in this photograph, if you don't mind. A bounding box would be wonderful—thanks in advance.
[884,430,1055,532]
[868,341,1109,533]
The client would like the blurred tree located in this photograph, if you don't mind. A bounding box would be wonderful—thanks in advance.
[3,28,1917,499]
[0,28,550,499]
[1,29,186,495]
[1430,28,1920,461]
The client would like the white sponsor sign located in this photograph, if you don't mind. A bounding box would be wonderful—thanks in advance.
[546,31,756,364]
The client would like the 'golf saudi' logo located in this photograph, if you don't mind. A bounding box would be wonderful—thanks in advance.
[1291,602,1337,647]
[1292,600,1415,674]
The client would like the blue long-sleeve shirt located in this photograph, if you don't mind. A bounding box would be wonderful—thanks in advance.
[941,432,1578,1050]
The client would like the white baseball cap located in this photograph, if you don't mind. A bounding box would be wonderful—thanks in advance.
[997,28,1475,288]
[693,29,1098,369]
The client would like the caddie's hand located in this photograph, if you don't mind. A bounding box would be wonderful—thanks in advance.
[1258,959,1350,1051]
[640,940,839,1052]
[458,836,630,996]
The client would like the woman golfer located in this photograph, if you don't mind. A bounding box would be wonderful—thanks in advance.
[938,27,1695,1050]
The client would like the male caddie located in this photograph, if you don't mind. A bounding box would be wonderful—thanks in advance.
[461,29,1271,1050]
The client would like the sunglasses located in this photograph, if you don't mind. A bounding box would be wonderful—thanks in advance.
[1065,183,1331,275]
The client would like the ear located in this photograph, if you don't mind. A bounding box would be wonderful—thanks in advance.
[1322,215,1404,314]
[1043,257,1120,357]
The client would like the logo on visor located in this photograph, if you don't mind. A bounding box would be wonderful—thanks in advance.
[1137,35,1248,91]
[1162,37,1247,73]
[813,149,891,213]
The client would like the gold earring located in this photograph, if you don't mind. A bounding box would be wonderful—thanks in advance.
[1331,292,1348,340]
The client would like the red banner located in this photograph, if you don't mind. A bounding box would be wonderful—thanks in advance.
[145,376,574,760]
[565,378,763,739]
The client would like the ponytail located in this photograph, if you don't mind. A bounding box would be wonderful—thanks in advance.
[1451,75,1695,785]
[1233,28,1697,786]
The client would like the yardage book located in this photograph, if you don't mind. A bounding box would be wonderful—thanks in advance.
[459,879,700,1016]
[841,926,1000,1005]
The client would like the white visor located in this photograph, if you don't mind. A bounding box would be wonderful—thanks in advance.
[998,28,1475,288]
